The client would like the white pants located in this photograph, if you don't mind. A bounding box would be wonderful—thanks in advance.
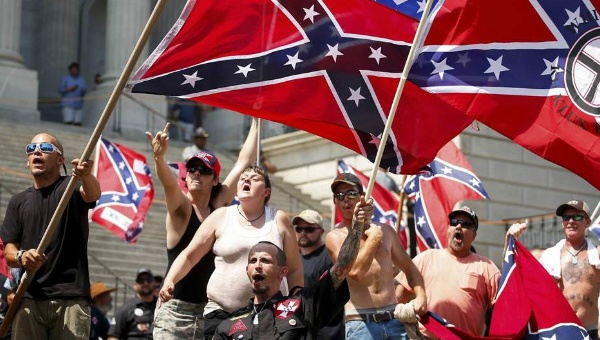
[62,107,82,124]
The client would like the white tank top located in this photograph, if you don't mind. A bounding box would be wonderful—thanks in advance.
[204,205,287,315]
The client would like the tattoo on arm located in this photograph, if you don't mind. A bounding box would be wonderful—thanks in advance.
[330,219,364,288]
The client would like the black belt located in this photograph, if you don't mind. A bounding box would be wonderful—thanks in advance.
[345,310,395,323]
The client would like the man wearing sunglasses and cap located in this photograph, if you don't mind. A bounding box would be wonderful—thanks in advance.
[146,119,258,340]
[326,173,427,339]
[507,200,600,339]
[396,205,500,338]
[1,133,101,339]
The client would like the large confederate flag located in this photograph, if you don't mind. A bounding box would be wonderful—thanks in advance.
[379,0,600,189]
[126,0,473,175]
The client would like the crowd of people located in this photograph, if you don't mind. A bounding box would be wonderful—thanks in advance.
[0,128,598,340]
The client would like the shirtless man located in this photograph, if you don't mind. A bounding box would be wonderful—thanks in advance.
[325,173,426,339]
[508,200,600,339]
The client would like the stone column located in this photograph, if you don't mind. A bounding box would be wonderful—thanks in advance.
[86,0,166,137]
[36,0,81,121]
[0,0,38,120]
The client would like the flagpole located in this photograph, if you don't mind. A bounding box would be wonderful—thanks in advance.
[363,0,435,200]
[395,175,408,233]
[0,0,168,336]
[590,200,600,221]
[256,118,262,167]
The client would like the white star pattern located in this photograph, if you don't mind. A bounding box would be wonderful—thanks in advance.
[235,64,256,78]
[415,191,421,201]
[564,7,583,33]
[416,216,426,227]
[181,70,203,88]
[484,56,509,81]
[347,87,366,106]
[431,58,454,80]
[469,178,480,187]
[326,44,343,62]
[125,177,132,185]
[369,47,387,65]
[132,192,139,201]
[441,166,452,175]
[284,52,303,70]
[108,145,114,153]
[303,5,319,23]
[416,0,426,13]
[541,57,563,81]
[111,195,120,202]
[456,52,472,68]
[408,180,415,190]
[541,335,556,340]
[119,162,126,170]
[504,249,514,263]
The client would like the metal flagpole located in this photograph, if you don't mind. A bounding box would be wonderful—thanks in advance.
[256,118,262,166]
[0,0,169,336]
[363,0,436,200]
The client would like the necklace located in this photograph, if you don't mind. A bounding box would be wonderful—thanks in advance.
[237,205,265,225]
[253,303,267,325]
[565,242,586,265]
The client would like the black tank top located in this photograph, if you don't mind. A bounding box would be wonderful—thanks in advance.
[165,205,216,303]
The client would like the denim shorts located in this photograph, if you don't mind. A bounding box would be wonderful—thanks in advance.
[345,319,407,340]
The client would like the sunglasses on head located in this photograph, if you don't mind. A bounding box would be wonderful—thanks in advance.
[561,214,585,222]
[26,143,62,156]
[450,218,475,229]
[334,190,360,201]
[295,226,320,234]
[187,165,213,175]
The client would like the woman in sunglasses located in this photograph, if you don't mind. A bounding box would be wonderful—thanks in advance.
[1,133,100,339]
[159,163,303,339]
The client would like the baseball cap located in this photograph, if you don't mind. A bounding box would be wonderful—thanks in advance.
[448,206,479,230]
[292,210,323,227]
[330,173,364,194]
[185,151,221,177]
[136,267,153,280]
[194,127,209,138]
[90,282,117,301]
[556,200,590,217]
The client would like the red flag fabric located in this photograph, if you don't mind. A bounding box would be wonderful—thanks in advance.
[389,0,600,190]
[126,0,473,175]
[403,141,488,250]
[488,236,587,338]
[335,160,407,248]
[91,137,154,243]
[0,240,12,280]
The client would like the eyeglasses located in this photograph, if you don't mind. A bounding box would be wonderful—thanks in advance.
[26,143,63,156]
[295,226,320,234]
[450,219,474,229]
[561,214,585,222]
[187,165,213,175]
[334,190,360,201]
[136,277,154,284]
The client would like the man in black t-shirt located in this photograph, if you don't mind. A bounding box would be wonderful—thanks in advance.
[214,197,374,340]
[0,132,100,340]
[293,209,345,339]
[108,268,157,340]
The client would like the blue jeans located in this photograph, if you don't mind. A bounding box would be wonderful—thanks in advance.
[345,319,407,340]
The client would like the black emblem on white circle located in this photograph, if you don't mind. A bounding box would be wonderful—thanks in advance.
[565,27,600,117]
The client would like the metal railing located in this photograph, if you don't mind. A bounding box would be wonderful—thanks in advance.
[88,253,137,317]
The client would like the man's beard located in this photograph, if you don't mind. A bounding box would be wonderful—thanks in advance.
[98,303,113,314]
[252,285,269,295]
[298,237,318,248]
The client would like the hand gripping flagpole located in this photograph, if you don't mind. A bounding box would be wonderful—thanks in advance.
[363,0,435,201]
[0,0,168,336]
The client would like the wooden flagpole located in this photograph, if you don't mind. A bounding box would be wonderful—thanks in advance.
[256,118,262,166]
[0,0,168,336]
[363,0,435,200]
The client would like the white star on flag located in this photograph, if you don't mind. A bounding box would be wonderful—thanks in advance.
[563,7,582,32]
[132,192,139,201]
[368,47,387,65]
[469,178,480,187]
[441,166,452,175]
[125,177,132,185]
[431,58,454,80]
[541,57,563,81]
[484,56,509,81]
[119,162,126,170]
[326,44,343,62]
[347,87,366,106]
[181,70,203,87]
[111,195,120,202]
[303,5,319,23]
[284,52,303,69]
[235,64,255,78]
[456,52,472,67]
[368,133,381,148]
[417,216,426,227]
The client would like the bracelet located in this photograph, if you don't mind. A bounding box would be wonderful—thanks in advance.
[15,250,25,267]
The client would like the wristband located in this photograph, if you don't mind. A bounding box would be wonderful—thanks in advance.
[15,250,25,267]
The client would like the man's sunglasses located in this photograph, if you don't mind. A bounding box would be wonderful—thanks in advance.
[187,165,213,175]
[26,143,63,156]
[295,226,320,234]
[334,190,360,201]
[561,214,585,222]
[450,218,475,229]
[136,277,154,284]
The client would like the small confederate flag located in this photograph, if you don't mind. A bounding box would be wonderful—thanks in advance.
[335,160,406,248]
[403,141,488,250]
[0,240,12,279]
[91,137,154,243]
